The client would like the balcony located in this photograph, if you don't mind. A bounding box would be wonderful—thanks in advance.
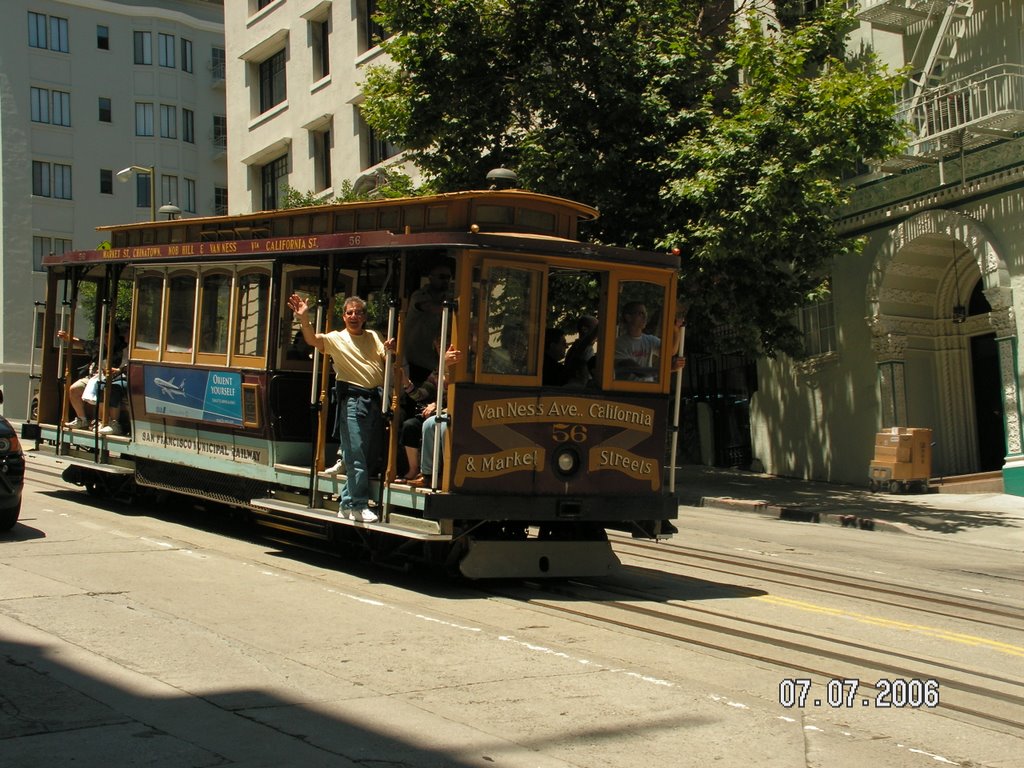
[881,65,1024,171]
[852,0,962,32]
[211,130,227,160]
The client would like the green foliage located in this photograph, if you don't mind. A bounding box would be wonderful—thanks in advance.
[362,0,905,357]
[663,4,905,355]
[279,167,421,209]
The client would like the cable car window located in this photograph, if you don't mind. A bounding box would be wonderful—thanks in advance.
[475,205,514,225]
[69,279,100,344]
[134,273,163,350]
[198,272,231,355]
[235,272,269,358]
[166,273,197,353]
[480,264,542,377]
[614,280,668,383]
[519,208,555,232]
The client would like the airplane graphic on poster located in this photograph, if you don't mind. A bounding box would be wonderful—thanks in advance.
[153,377,185,399]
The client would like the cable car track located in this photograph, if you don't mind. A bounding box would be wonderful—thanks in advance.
[485,576,1024,736]
[611,535,1024,630]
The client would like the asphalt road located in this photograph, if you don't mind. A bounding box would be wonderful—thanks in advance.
[2,460,1021,767]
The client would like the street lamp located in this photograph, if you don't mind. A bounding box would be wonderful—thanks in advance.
[116,165,156,221]
[158,203,182,220]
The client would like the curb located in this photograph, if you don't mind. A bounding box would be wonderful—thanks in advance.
[686,496,911,535]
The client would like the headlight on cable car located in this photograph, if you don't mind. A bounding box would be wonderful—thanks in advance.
[553,447,580,478]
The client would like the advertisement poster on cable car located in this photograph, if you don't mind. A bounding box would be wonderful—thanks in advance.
[142,365,243,425]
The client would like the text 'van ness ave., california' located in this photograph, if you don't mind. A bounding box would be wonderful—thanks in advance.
[472,397,653,429]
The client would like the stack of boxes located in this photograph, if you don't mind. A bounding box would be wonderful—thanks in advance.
[869,428,933,493]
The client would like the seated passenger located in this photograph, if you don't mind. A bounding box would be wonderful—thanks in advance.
[409,411,447,489]
[399,336,458,481]
[565,315,599,387]
[407,342,462,488]
[60,326,128,432]
[542,328,570,386]
[614,302,683,382]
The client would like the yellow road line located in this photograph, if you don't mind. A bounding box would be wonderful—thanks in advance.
[756,594,1024,657]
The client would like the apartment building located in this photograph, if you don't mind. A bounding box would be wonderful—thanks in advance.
[224,0,402,214]
[0,0,226,418]
[750,0,1024,494]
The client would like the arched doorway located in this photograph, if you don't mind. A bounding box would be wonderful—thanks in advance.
[865,210,1021,478]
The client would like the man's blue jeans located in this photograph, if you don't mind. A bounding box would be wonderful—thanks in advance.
[336,388,382,510]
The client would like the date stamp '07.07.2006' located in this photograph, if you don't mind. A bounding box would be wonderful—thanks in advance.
[779,678,940,709]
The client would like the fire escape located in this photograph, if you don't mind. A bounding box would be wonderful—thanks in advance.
[854,0,1024,172]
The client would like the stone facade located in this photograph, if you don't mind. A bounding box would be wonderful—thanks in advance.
[750,0,1024,494]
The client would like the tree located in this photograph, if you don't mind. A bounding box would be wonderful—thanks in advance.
[279,166,419,209]
[362,0,905,356]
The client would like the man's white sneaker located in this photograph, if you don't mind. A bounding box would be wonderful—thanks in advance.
[324,460,344,474]
[98,423,123,435]
[64,417,88,429]
[353,507,378,523]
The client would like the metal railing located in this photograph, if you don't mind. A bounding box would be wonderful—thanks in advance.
[896,64,1024,157]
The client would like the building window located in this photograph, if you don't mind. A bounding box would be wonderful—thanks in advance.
[33,162,73,199]
[158,33,175,68]
[32,88,70,126]
[30,87,49,123]
[182,108,195,143]
[159,104,177,138]
[257,0,276,10]
[32,237,69,271]
[183,178,196,213]
[314,128,332,191]
[367,124,399,168]
[797,298,836,357]
[136,175,151,208]
[100,168,113,194]
[31,161,50,196]
[49,16,69,52]
[97,25,109,50]
[32,161,50,196]
[135,102,154,136]
[260,154,288,210]
[98,97,111,122]
[213,114,227,149]
[28,12,46,48]
[32,236,51,271]
[181,38,193,73]
[361,0,386,52]
[258,49,287,113]
[51,90,70,126]
[28,13,68,52]
[214,186,228,215]
[311,19,330,80]
[53,163,72,199]
[134,31,152,64]
[161,175,178,206]
[211,47,225,80]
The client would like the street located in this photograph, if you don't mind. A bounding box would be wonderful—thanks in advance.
[2,457,1021,767]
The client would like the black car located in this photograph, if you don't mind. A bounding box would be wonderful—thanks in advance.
[0,390,25,531]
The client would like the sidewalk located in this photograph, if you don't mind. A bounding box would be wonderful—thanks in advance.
[674,464,1024,552]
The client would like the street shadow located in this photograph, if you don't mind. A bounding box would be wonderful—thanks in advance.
[0,635,712,766]
[0,521,46,542]
[677,465,1023,536]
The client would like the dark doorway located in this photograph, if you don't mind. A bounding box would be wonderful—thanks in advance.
[970,333,1004,471]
